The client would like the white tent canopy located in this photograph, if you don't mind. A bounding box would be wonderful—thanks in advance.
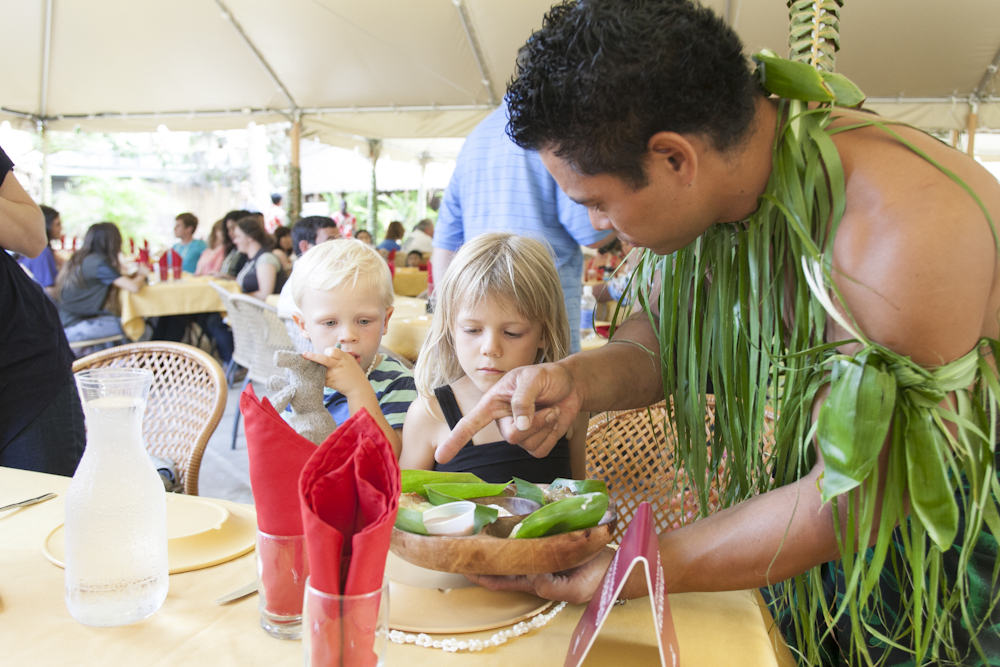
[3,0,1000,156]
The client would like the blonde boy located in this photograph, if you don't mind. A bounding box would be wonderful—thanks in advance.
[292,239,416,455]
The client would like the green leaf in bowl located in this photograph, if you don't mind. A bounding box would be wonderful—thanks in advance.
[547,479,609,496]
[395,507,430,535]
[513,477,545,505]
[401,470,483,495]
[424,482,510,502]
[509,493,609,539]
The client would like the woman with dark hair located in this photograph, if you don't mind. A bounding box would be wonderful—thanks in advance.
[232,215,286,300]
[17,204,64,290]
[218,209,251,277]
[272,225,294,271]
[55,222,148,348]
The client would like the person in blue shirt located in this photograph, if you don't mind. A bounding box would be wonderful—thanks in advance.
[17,204,63,292]
[432,101,613,353]
[172,213,207,274]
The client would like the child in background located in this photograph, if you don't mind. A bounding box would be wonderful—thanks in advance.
[400,232,586,482]
[405,250,423,268]
[293,240,416,455]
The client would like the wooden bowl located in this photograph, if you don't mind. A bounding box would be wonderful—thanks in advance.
[390,499,617,576]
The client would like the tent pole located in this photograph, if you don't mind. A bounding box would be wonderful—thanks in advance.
[950,130,960,148]
[39,122,51,206]
[967,103,978,157]
[290,114,302,223]
[214,0,297,111]
[39,0,53,205]
[454,0,498,107]
[367,139,382,238]
[417,152,429,221]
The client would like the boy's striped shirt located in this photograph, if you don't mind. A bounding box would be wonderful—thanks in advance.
[323,355,416,429]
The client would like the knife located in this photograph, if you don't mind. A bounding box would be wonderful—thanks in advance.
[0,493,57,513]
[215,580,258,605]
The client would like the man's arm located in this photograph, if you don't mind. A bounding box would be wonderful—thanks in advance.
[435,312,664,463]
[0,168,45,257]
[431,247,455,289]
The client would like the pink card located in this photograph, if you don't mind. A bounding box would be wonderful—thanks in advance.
[564,502,679,667]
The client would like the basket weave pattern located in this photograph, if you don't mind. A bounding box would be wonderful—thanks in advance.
[226,293,294,383]
[71,342,228,496]
[586,396,776,544]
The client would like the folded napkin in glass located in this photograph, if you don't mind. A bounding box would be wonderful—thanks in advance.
[241,385,316,619]
[300,408,400,667]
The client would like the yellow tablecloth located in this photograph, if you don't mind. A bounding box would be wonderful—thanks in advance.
[119,276,240,341]
[383,315,432,362]
[393,268,428,297]
[0,466,790,666]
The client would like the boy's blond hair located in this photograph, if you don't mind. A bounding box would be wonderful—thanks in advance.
[291,239,394,310]
[415,232,569,398]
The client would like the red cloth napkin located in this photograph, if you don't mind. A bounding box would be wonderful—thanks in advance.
[299,408,400,597]
[299,409,399,667]
[240,385,317,535]
[241,385,318,616]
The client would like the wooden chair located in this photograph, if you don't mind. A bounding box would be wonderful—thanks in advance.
[72,342,228,496]
[585,396,776,544]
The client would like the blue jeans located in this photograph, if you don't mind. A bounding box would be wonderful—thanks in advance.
[0,379,86,477]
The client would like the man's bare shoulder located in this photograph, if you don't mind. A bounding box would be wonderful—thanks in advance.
[828,115,1000,365]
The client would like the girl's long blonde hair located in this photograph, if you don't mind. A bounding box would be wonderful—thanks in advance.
[415,232,569,398]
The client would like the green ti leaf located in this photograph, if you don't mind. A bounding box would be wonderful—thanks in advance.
[508,493,608,539]
[400,470,483,495]
[817,353,896,502]
[424,482,510,501]
[513,477,545,505]
[752,49,835,102]
[819,71,865,108]
[546,479,609,496]
[394,507,430,535]
[905,405,959,551]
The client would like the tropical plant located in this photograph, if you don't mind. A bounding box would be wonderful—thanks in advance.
[54,175,162,242]
[615,53,1000,666]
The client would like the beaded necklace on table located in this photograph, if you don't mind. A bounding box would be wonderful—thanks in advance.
[388,602,567,653]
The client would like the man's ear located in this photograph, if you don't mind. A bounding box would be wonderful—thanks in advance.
[292,312,309,339]
[298,240,310,255]
[382,306,394,336]
[647,132,698,186]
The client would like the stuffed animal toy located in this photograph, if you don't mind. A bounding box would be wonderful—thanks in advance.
[266,350,337,445]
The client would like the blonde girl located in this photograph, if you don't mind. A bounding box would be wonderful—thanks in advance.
[400,232,586,481]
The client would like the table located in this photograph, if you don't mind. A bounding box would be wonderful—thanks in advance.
[119,276,240,341]
[393,268,428,297]
[382,297,431,361]
[1,467,792,666]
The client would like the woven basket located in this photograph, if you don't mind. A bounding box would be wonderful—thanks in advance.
[585,396,776,544]
[72,342,228,496]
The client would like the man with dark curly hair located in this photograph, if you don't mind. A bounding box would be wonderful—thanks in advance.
[437,0,1000,663]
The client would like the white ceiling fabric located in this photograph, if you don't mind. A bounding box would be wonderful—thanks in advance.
[2,0,1000,158]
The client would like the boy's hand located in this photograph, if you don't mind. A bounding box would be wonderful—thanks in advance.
[303,347,369,397]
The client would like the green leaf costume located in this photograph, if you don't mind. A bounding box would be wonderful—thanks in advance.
[615,53,1000,666]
